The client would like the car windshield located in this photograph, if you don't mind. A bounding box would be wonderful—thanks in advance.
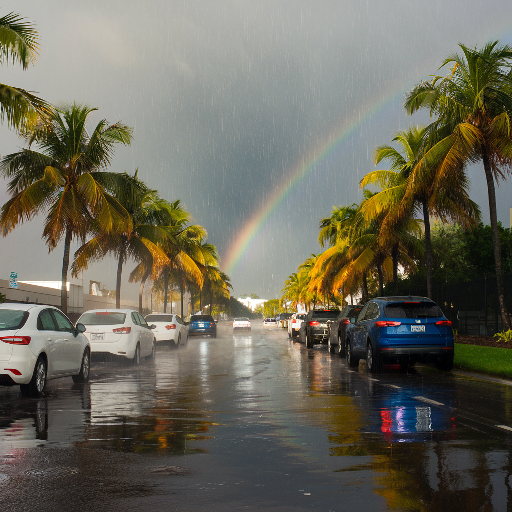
[235,317,249,321]
[385,302,442,319]
[191,315,213,322]
[80,312,127,325]
[0,309,29,330]
[146,315,174,322]
[311,310,339,319]
[347,307,363,321]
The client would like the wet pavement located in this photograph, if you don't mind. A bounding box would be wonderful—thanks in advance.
[1,322,512,511]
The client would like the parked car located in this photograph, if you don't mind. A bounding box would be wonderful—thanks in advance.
[145,313,188,346]
[232,317,251,332]
[276,312,292,329]
[0,303,90,396]
[288,313,306,338]
[298,309,340,348]
[263,318,277,326]
[345,296,454,373]
[326,305,363,356]
[78,309,155,364]
[188,314,216,337]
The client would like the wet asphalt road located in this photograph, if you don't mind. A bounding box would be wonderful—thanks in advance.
[1,322,512,511]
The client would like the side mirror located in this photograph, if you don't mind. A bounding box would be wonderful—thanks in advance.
[150,324,156,329]
[74,323,86,336]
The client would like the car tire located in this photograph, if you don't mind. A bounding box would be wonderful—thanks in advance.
[366,342,381,373]
[306,332,313,348]
[328,337,335,353]
[177,333,182,346]
[21,356,47,397]
[346,340,359,368]
[132,343,141,366]
[72,349,90,383]
[338,333,345,358]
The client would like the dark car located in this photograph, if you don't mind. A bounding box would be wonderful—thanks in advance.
[188,314,216,337]
[299,309,340,348]
[326,304,363,356]
[345,296,454,373]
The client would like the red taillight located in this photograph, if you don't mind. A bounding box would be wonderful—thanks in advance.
[375,321,401,327]
[309,321,320,326]
[165,324,177,330]
[436,320,452,326]
[342,319,350,325]
[113,327,131,334]
[0,336,31,345]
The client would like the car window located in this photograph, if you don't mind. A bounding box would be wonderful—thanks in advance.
[52,310,74,332]
[146,314,174,322]
[0,309,29,330]
[79,312,126,325]
[137,313,149,327]
[385,302,442,319]
[368,303,380,320]
[38,309,57,331]
[131,312,141,325]
[191,315,214,322]
[357,303,370,322]
[347,307,363,322]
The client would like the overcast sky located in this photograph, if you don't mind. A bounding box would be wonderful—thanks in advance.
[2,1,512,303]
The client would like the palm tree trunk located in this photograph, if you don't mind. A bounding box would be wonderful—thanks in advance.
[362,273,368,303]
[377,263,384,296]
[163,271,168,313]
[483,152,511,330]
[392,243,399,286]
[180,282,184,317]
[422,200,433,299]
[116,247,125,309]
[138,269,151,314]
[61,227,72,314]
[210,289,213,315]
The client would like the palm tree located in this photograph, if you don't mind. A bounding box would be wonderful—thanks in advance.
[405,41,512,327]
[361,126,479,297]
[0,104,132,313]
[71,171,173,308]
[0,11,51,131]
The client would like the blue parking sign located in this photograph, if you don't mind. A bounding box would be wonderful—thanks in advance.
[9,271,17,289]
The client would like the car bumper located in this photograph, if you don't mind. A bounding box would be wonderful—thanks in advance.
[379,345,453,361]
[89,337,137,359]
[189,328,215,336]
[0,350,37,385]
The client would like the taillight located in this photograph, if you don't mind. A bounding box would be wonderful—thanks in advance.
[0,336,31,345]
[309,321,320,326]
[436,320,452,326]
[342,319,350,325]
[113,327,131,334]
[165,324,177,330]
[375,321,401,327]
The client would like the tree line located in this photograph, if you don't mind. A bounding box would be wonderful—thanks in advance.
[0,11,231,315]
[282,41,512,331]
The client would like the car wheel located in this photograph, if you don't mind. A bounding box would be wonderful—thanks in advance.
[306,332,313,348]
[328,337,335,353]
[147,343,156,362]
[338,333,345,358]
[132,343,141,366]
[435,354,454,371]
[177,333,182,346]
[346,340,359,368]
[21,356,47,397]
[72,349,90,383]
[367,342,381,373]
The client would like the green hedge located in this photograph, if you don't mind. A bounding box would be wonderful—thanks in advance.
[454,343,512,379]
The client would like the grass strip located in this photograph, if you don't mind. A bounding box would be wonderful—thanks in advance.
[454,343,512,379]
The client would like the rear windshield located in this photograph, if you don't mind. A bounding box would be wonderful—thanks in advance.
[191,315,214,322]
[234,317,249,321]
[146,315,174,322]
[0,310,29,330]
[346,307,363,321]
[79,312,127,325]
[311,310,339,319]
[385,302,442,319]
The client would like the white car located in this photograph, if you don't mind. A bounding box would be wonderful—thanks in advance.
[232,317,251,331]
[0,303,90,396]
[288,313,306,338]
[78,309,155,364]
[145,313,188,346]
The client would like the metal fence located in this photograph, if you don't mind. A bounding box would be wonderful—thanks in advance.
[383,274,512,336]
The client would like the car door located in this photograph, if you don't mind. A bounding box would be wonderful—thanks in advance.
[138,312,154,355]
[51,309,82,373]
[351,304,371,355]
[37,308,60,377]
[359,302,380,352]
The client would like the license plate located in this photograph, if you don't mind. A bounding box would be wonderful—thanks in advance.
[199,323,204,327]
[91,333,104,340]
[411,325,425,332]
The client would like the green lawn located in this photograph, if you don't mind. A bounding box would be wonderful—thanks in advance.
[454,343,512,379]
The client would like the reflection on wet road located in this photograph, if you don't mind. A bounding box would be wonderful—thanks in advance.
[1,322,512,510]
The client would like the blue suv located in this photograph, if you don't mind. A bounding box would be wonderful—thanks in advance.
[345,296,454,373]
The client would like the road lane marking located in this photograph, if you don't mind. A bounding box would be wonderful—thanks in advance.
[413,396,444,407]
[496,425,512,432]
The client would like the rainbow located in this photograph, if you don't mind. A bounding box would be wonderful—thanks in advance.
[222,89,403,275]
